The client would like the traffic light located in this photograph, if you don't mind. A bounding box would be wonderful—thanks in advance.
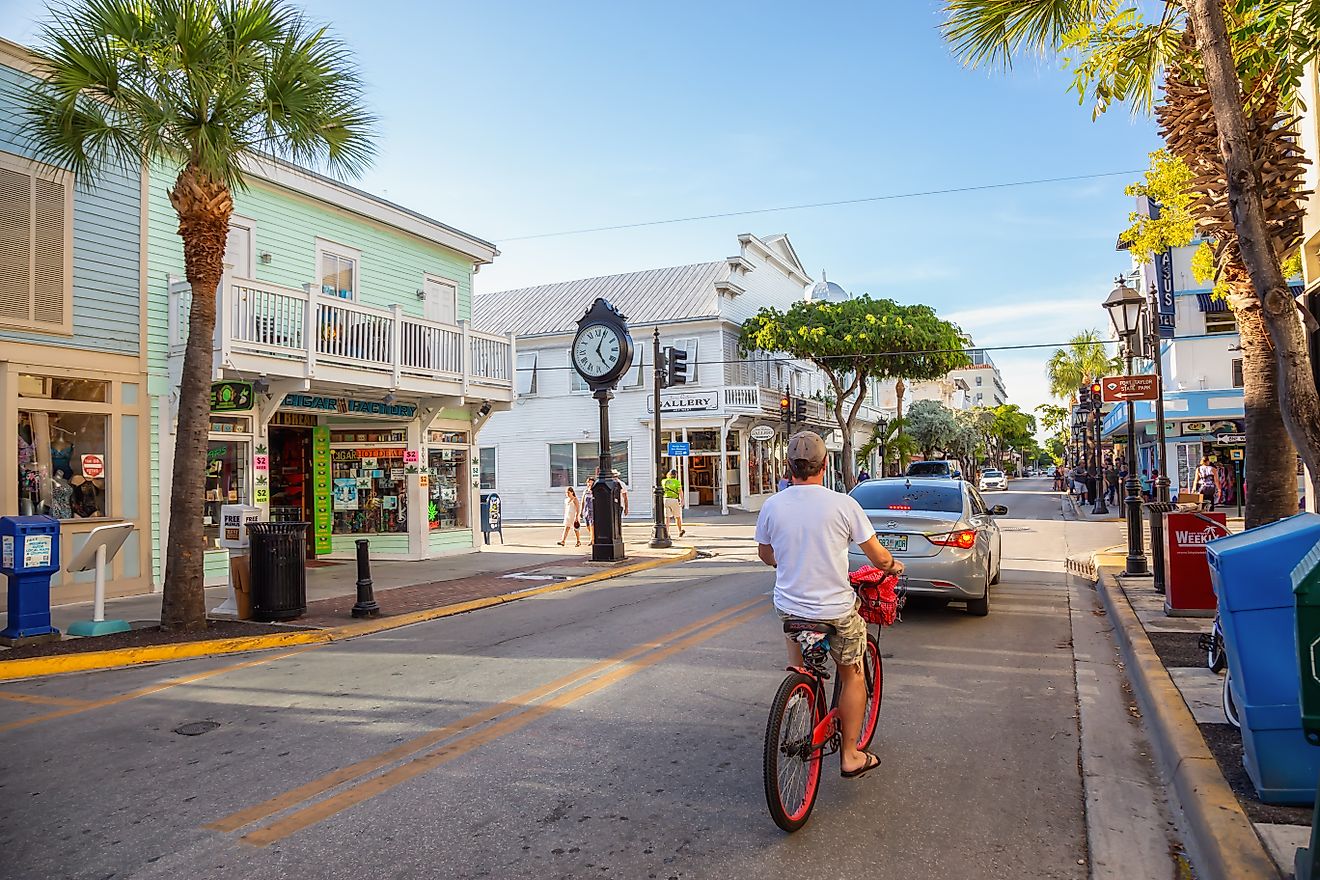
[666,345,688,386]
[780,394,792,422]
[656,346,668,387]
[1079,384,1092,407]
[1090,382,1102,407]
[794,398,807,421]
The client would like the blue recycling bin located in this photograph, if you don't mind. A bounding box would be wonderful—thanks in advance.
[1208,512,1320,804]
[0,515,62,644]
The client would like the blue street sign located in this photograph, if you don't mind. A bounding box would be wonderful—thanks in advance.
[666,442,691,457]
[1147,198,1177,339]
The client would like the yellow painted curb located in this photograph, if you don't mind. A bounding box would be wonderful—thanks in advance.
[0,548,698,682]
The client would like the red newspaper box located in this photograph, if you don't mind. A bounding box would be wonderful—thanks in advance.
[1163,511,1228,616]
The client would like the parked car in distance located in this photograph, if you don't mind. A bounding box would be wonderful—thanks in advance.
[905,460,962,480]
[847,477,1005,616]
[978,469,1007,491]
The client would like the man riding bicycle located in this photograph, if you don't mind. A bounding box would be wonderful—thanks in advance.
[755,431,903,779]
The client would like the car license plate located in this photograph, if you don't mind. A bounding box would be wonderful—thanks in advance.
[878,534,907,552]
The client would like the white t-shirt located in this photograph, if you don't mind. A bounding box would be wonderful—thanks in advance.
[755,484,876,620]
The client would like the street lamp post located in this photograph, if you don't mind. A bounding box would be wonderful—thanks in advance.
[1091,404,1109,515]
[1146,284,1172,503]
[1105,277,1151,577]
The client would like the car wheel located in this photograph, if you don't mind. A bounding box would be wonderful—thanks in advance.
[966,567,990,616]
[990,560,1001,586]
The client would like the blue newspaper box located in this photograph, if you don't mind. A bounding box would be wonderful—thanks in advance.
[1208,512,1320,804]
[0,515,61,644]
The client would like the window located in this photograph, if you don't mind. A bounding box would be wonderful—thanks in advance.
[850,482,963,514]
[316,238,359,299]
[628,348,647,388]
[17,410,109,519]
[1232,358,1244,388]
[428,447,469,531]
[1205,311,1237,335]
[516,351,538,395]
[976,376,983,386]
[479,446,497,490]
[549,441,630,486]
[331,447,408,534]
[423,274,457,325]
[204,438,250,548]
[673,337,699,383]
[0,153,71,333]
[569,353,589,392]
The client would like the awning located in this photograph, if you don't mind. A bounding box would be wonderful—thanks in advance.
[1196,293,1230,313]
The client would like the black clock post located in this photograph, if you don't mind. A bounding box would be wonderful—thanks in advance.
[571,298,634,563]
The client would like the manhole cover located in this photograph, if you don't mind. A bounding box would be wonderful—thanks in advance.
[173,721,220,736]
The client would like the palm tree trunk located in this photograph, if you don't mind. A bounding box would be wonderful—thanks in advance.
[1236,294,1298,526]
[1187,0,1320,489]
[161,166,233,631]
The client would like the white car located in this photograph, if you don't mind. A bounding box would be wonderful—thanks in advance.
[978,469,1007,491]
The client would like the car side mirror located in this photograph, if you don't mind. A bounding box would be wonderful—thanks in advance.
[989,505,1008,516]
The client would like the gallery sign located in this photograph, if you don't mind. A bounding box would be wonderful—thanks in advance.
[281,394,417,420]
[647,391,719,414]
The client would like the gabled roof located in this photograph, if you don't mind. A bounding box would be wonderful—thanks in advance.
[474,261,728,338]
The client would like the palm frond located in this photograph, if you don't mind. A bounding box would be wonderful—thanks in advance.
[942,0,1112,68]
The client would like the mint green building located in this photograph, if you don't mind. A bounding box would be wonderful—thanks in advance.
[146,155,514,587]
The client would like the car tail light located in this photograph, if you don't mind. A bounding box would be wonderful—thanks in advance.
[929,529,977,549]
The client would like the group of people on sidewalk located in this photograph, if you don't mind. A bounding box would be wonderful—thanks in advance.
[1061,461,1161,507]
[560,470,691,546]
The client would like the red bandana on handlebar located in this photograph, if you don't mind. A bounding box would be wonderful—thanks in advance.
[848,566,905,626]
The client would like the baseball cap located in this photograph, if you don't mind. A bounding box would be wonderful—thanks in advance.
[787,431,826,468]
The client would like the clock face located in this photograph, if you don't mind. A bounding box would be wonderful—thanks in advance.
[573,323,623,379]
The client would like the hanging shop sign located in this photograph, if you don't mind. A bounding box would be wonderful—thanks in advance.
[281,394,417,420]
[1147,199,1177,339]
[1181,421,1211,435]
[647,391,719,414]
[210,381,254,412]
[270,412,319,428]
[748,424,776,442]
[312,426,333,555]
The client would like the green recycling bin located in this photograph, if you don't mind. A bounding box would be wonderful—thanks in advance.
[1296,537,1320,745]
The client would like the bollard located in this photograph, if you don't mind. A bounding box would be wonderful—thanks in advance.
[351,538,380,618]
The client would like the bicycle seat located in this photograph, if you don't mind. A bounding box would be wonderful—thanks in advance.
[782,619,836,636]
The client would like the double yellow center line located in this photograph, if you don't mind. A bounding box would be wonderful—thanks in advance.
[208,596,770,847]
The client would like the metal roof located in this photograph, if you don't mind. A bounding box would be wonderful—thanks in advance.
[473,261,728,337]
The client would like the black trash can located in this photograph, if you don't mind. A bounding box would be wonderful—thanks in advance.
[1145,502,1179,594]
[248,521,309,621]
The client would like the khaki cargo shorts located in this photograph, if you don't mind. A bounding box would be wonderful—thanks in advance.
[664,497,681,517]
[777,602,867,668]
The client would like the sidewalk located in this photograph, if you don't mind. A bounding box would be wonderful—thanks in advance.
[0,521,718,676]
[1085,550,1309,879]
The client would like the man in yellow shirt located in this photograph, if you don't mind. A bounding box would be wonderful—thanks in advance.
[662,469,685,537]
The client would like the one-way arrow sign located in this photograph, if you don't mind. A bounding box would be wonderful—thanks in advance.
[1100,375,1159,403]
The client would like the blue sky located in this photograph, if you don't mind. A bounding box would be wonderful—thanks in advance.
[1,0,1159,416]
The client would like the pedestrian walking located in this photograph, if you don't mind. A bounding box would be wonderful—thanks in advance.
[1053,466,1065,493]
[663,469,685,537]
[558,486,581,546]
[1104,462,1119,505]
[776,470,791,492]
[581,476,596,544]
[857,467,871,482]
[1196,457,1218,511]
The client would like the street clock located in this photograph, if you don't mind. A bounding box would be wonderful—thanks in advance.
[571,299,634,391]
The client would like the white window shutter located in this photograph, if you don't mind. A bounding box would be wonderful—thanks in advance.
[0,166,32,322]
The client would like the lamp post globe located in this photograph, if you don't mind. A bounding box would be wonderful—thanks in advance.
[1102,276,1150,577]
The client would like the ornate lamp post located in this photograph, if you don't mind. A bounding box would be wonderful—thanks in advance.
[1104,277,1151,576]
[1146,284,1172,503]
[1091,403,1109,516]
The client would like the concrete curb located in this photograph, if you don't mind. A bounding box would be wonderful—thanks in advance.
[1086,558,1281,880]
[0,548,698,683]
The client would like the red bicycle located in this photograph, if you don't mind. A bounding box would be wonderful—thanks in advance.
[762,571,903,832]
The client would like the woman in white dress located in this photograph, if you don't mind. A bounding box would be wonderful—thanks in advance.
[558,485,581,546]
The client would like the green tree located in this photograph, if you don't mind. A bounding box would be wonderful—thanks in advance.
[905,400,959,459]
[1045,331,1119,403]
[22,0,376,630]
[740,296,970,489]
[941,0,1320,516]
[987,404,1037,471]
[857,418,918,477]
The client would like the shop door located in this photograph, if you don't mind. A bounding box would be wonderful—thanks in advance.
[269,427,314,555]
[424,276,457,326]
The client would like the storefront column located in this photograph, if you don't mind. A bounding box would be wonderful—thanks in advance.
[681,426,690,509]
[407,417,426,559]
[719,417,731,516]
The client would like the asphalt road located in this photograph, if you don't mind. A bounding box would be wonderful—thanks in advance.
[0,478,1132,880]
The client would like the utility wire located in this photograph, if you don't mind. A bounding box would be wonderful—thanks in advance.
[499,170,1146,242]
[525,337,1119,371]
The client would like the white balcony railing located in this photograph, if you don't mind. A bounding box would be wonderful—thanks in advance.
[168,275,514,396]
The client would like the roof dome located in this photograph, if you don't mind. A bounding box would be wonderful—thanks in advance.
[807,271,851,303]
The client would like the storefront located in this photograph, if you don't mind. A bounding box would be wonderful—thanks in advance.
[2,360,151,606]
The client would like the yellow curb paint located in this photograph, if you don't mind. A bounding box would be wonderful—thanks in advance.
[0,550,698,683]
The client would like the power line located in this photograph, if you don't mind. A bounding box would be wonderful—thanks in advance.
[526,337,1118,371]
[498,170,1145,242]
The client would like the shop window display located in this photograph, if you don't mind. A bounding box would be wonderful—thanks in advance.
[428,447,469,530]
[203,438,250,548]
[331,447,408,534]
[17,411,108,519]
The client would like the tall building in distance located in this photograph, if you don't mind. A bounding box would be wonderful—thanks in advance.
[949,349,1009,408]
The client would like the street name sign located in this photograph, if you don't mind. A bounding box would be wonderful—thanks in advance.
[1217,433,1246,444]
[1100,375,1159,403]
[666,442,691,457]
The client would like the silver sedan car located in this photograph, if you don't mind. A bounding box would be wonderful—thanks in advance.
[846,478,1006,616]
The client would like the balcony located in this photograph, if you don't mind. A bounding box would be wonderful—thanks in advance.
[169,276,515,402]
[720,386,884,425]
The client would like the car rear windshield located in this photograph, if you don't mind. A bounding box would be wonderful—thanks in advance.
[906,462,950,475]
[851,483,964,513]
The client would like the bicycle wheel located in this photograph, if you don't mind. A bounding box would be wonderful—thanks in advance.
[1208,624,1227,673]
[764,672,822,832]
[830,632,884,751]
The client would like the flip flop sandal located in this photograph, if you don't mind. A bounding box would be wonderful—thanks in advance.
[840,751,880,779]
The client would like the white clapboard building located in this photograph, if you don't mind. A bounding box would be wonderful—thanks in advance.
[472,234,884,520]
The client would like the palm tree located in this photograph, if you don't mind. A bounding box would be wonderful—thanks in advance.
[1045,331,1117,404]
[21,0,376,630]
